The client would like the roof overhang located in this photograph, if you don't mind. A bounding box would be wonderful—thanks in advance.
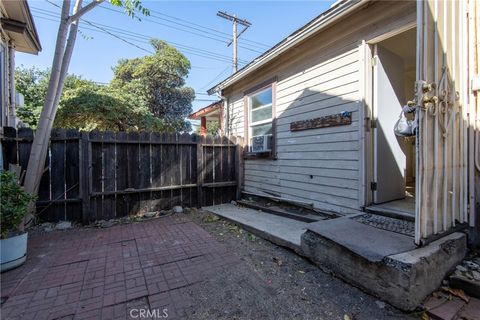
[1,0,41,54]
[207,0,367,95]
[188,100,223,120]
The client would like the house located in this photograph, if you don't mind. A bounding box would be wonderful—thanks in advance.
[208,0,479,245]
[0,0,41,128]
[207,0,479,309]
[188,100,224,136]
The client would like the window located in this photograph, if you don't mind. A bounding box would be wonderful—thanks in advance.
[249,87,273,152]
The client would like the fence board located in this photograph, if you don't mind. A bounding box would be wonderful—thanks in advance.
[17,128,33,177]
[102,131,116,220]
[50,129,66,221]
[204,135,214,206]
[1,127,240,223]
[116,131,128,217]
[65,129,81,221]
[139,131,152,213]
[2,127,17,170]
[150,132,165,211]
[171,134,181,208]
[90,131,103,221]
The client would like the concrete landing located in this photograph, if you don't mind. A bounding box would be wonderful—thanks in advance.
[306,218,416,262]
[366,197,415,221]
[302,224,467,311]
[204,203,307,252]
[205,203,467,311]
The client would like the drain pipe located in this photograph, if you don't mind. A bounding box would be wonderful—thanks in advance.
[432,0,439,234]
[451,0,458,226]
[215,91,229,136]
[473,0,480,173]
[469,0,479,229]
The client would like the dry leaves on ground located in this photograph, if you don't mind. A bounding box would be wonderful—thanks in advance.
[441,286,469,303]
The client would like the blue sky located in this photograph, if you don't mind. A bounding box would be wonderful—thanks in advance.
[19,0,335,112]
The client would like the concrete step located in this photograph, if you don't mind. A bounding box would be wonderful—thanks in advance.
[203,203,308,253]
[236,200,326,223]
[365,204,415,222]
[301,217,467,311]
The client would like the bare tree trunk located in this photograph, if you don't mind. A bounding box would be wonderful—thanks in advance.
[22,0,100,228]
[23,0,71,198]
[36,0,83,198]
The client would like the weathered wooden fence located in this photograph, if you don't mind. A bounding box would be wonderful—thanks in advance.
[1,127,242,223]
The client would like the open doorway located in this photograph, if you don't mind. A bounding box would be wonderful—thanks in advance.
[368,27,416,218]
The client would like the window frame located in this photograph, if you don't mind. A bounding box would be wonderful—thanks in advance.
[243,77,277,160]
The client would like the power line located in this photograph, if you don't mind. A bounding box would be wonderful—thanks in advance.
[44,0,268,53]
[20,15,217,98]
[96,4,265,54]
[146,7,271,49]
[32,7,250,65]
[199,66,231,91]
[83,20,153,54]
[32,15,243,65]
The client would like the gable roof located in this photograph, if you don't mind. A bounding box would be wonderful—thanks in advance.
[188,100,222,119]
[207,0,367,95]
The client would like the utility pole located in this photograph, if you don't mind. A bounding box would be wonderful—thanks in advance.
[217,11,251,73]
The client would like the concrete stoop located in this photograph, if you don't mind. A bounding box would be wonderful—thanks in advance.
[301,220,467,311]
[204,204,467,311]
[204,203,308,253]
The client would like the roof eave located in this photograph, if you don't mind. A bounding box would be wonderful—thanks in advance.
[23,0,42,53]
[207,0,367,95]
[188,100,223,119]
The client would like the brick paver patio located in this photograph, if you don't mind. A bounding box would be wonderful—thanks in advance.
[0,216,239,319]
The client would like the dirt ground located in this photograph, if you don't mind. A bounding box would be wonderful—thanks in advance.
[183,210,418,320]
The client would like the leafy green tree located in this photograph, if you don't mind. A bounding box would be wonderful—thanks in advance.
[15,66,93,128]
[55,83,164,131]
[112,39,195,132]
[23,0,149,229]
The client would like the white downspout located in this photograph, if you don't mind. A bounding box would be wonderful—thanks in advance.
[451,0,457,227]
[470,0,479,229]
[216,92,228,136]
[7,44,15,127]
[432,0,439,234]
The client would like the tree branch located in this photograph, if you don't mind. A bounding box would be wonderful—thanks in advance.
[67,0,104,24]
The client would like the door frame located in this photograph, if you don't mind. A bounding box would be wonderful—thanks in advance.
[363,23,417,207]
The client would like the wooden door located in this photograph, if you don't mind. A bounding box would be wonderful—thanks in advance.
[373,45,407,204]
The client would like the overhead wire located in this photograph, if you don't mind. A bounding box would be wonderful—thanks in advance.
[32,7,250,65]
[35,2,240,99]
[199,66,231,91]
[96,3,266,54]
[145,7,271,49]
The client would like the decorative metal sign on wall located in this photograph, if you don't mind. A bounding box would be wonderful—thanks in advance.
[290,111,352,132]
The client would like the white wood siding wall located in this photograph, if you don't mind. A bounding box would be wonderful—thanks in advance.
[227,49,361,214]
[223,1,416,215]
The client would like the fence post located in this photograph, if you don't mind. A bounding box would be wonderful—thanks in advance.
[235,137,244,200]
[79,132,90,224]
[196,135,204,208]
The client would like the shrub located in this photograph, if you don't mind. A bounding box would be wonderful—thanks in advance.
[0,171,36,238]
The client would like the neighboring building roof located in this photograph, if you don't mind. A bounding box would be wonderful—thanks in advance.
[1,0,41,54]
[207,0,367,95]
[188,100,223,120]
